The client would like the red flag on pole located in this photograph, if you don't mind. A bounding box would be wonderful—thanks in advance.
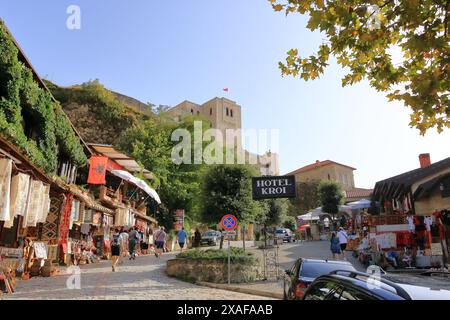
[87,156,108,184]
[223,88,229,92]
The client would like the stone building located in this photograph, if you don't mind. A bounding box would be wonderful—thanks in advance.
[167,97,279,176]
[285,160,372,202]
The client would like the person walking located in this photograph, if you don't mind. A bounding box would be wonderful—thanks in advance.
[128,227,139,260]
[177,227,187,252]
[154,226,167,258]
[111,229,121,272]
[119,227,129,264]
[330,232,341,260]
[193,228,202,249]
[337,227,348,260]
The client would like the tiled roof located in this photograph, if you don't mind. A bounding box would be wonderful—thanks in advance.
[345,188,373,199]
[285,160,356,176]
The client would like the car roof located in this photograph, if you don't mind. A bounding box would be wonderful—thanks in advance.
[301,258,353,266]
[398,284,450,300]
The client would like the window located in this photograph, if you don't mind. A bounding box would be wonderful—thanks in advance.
[197,111,200,115]
[303,281,340,300]
[300,262,355,279]
[339,288,374,300]
[327,174,331,180]
[190,109,193,114]
[226,107,229,116]
[210,108,212,115]
[230,109,233,117]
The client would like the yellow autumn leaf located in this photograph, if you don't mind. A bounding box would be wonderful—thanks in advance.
[273,4,283,11]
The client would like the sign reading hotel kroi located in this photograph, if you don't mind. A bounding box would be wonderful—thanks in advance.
[252,175,296,200]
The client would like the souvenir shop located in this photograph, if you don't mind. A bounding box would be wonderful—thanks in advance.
[59,187,115,266]
[0,138,56,294]
[353,211,448,269]
[134,212,157,254]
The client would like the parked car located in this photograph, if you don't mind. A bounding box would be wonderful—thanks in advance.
[275,228,293,243]
[200,230,221,246]
[283,258,356,300]
[302,270,450,300]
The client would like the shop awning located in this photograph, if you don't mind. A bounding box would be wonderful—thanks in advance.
[299,224,310,231]
[111,169,161,204]
[88,144,154,180]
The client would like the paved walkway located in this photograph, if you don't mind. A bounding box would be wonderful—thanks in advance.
[1,253,270,300]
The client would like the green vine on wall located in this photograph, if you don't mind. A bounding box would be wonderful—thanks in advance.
[0,20,87,173]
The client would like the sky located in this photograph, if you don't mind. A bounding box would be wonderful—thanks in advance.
[1,0,449,189]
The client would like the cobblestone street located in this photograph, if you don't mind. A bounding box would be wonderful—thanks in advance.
[1,253,271,300]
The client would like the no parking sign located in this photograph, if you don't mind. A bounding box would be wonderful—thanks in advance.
[220,214,238,231]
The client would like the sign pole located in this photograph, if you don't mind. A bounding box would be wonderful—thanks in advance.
[228,235,231,285]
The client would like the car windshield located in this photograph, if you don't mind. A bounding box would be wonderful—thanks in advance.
[275,230,285,233]
[300,262,355,279]
[203,232,215,237]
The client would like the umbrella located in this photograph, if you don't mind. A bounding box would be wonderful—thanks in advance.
[111,170,161,204]
[111,170,135,181]
[347,199,372,210]
[299,224,310,231]
[297,213,320,221]
[133,177,162,204]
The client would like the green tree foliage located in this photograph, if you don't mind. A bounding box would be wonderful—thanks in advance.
[200,164,264,226]
[0,21,87,173]
[119,115,209,230]
[318,180,344,216]
[289,181,320,215]
[271,0,450,134]
[48,79,142,132]
[282,215,297,231]
[258,198,289,227]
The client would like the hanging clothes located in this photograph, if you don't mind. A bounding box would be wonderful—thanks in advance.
[424,216,433,232]
[37,185,51,223]
[0,159,13,222]
[4,173,30,228]
[81,223,91,235]
[25,180,44,227]
[407,215,415,233]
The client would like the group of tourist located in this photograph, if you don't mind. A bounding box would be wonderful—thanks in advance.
[330,227,349,260]
[110,226,141,272]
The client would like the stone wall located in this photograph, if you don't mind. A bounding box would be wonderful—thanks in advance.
[166,258,263,284]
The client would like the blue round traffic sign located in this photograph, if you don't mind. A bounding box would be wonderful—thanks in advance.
[221,214,238,231]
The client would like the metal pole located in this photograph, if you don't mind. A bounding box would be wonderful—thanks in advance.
[228,235,231,285]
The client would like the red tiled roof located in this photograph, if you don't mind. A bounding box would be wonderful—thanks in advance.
[285,160,356,176]
[345,188,373,199]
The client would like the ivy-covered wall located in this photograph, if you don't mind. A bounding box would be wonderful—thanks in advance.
[0,20,87,173]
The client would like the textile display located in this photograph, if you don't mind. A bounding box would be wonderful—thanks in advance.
[22,180,44,227]
[58,194,74,246]
[5,173,30,228]
[26,180,45,227]
[83,208,93,223]
[41,196,63,241]
[81,223,90,235]
[69,200,81,229]
[0,158,13,222]
[37,185,51,224]
[375,233,397,249]
[93,212,102,226]
[87,156,108,185]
